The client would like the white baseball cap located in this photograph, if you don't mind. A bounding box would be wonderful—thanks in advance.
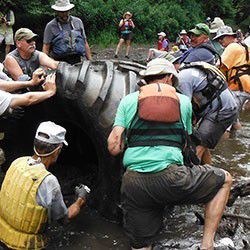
[139,58,178,78]
[158,32,166,37]
[35,121,68,146]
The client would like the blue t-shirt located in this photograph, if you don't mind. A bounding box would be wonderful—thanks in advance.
[113,90,192,173]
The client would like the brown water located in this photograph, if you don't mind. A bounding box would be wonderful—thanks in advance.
[45,111,250,250]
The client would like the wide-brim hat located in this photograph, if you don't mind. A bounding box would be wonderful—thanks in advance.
[14,28,38,41]
[210,17,225,34]
[188,23,210,36]
[123,12,132,19]
[213,25,236,40]
[140,58,178,78]
[51,0,75,12]
[157,32,166,37]
[180,29,187,35]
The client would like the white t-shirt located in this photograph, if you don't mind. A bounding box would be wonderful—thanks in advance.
[0,90,12,116]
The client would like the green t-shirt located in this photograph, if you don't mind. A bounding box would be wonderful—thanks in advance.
[113,90,193,173]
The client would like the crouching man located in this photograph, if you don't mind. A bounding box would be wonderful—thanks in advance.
[0,121,90,249]
[107,58,232,250]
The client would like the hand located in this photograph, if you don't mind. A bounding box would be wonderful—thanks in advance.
[31,68,46,86]
[3,107,25,120]
[42,73,56,94]
[75,184,91,200]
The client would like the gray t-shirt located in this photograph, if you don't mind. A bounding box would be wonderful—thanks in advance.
[177,68,237,119]
[0,90,12,116]
[43,16,86,44]
[26,158,68,222]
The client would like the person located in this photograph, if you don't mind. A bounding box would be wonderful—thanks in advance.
[209,17,225,55]
[115,12,135,59]
[177,61,237,164]
[175,29,190,52]
[213,25,250,132]
[0,3,15,57]
[205,17,212,28]
[178,23,218,65]
[214,25,250,94]
[146,32,169,62]
[0,121,91,249]
[107,58,232,250]
[5,28,59,81]
[43,0,92,64]
[0,71,57,118]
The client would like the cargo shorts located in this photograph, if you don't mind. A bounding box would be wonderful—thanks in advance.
[121,164,225,248]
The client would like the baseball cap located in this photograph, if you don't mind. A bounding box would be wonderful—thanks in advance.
[213,25,236,40]
[158,32,166,37]
[35,121,68,146]
[15,28,38,42]
[139,58,178,78]
[188,23,210,36]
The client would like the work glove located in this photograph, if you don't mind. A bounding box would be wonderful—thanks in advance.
[75,184,91,200]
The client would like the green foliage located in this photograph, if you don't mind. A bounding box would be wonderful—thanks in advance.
[0,0,248,47]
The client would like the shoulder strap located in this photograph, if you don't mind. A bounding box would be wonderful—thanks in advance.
[239,42,249,62]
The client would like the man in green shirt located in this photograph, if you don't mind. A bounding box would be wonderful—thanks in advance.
[108,58,232,250]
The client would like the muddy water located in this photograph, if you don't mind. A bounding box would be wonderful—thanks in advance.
[46,111,250,250]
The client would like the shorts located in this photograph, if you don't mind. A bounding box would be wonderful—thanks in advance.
[121,164,225,248]
[197,111,237,149]
[0,31,14,45]
[149,48,168,58]
[120,32,133,41]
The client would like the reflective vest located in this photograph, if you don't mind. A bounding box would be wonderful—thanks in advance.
[0,157,50,250]
[127,83,186,149]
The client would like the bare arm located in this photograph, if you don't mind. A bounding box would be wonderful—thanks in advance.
[9,73,56,108]
[67,198,86,220]
[0,68,45,92]
[5,55,24,80]
[39,51,59,70]
[42,43,51,55]
[85,40,92,60]
[107,126,125,156]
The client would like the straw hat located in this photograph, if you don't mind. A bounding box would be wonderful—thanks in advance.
[51,0,75,12]
[123,12,132,19]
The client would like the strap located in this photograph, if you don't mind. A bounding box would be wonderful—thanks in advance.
[56,17,75,31]
[239,42,249,62]
[128,139,183,148]
[129,128,185,136]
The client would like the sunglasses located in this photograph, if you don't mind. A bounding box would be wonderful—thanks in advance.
[26,38,36,43]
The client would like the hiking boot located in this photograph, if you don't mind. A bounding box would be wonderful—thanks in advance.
[114,54,118,58]
[125,55,130,59]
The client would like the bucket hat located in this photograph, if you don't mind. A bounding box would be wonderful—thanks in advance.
[210,17,225,34]
[158,32,166,37]
[123,12,132,19]
[213,26,236,40]
[35,121,68,146]
[139,58,178,78]
[180,30,187,35]
[188,23,210,36]
[51,0,75,12]
[15,28,38,41]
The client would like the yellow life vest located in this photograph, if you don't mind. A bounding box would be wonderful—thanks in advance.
[0,156,50,250]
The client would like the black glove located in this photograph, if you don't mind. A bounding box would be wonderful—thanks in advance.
[75,184,91,200]
[3,107,25,120]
